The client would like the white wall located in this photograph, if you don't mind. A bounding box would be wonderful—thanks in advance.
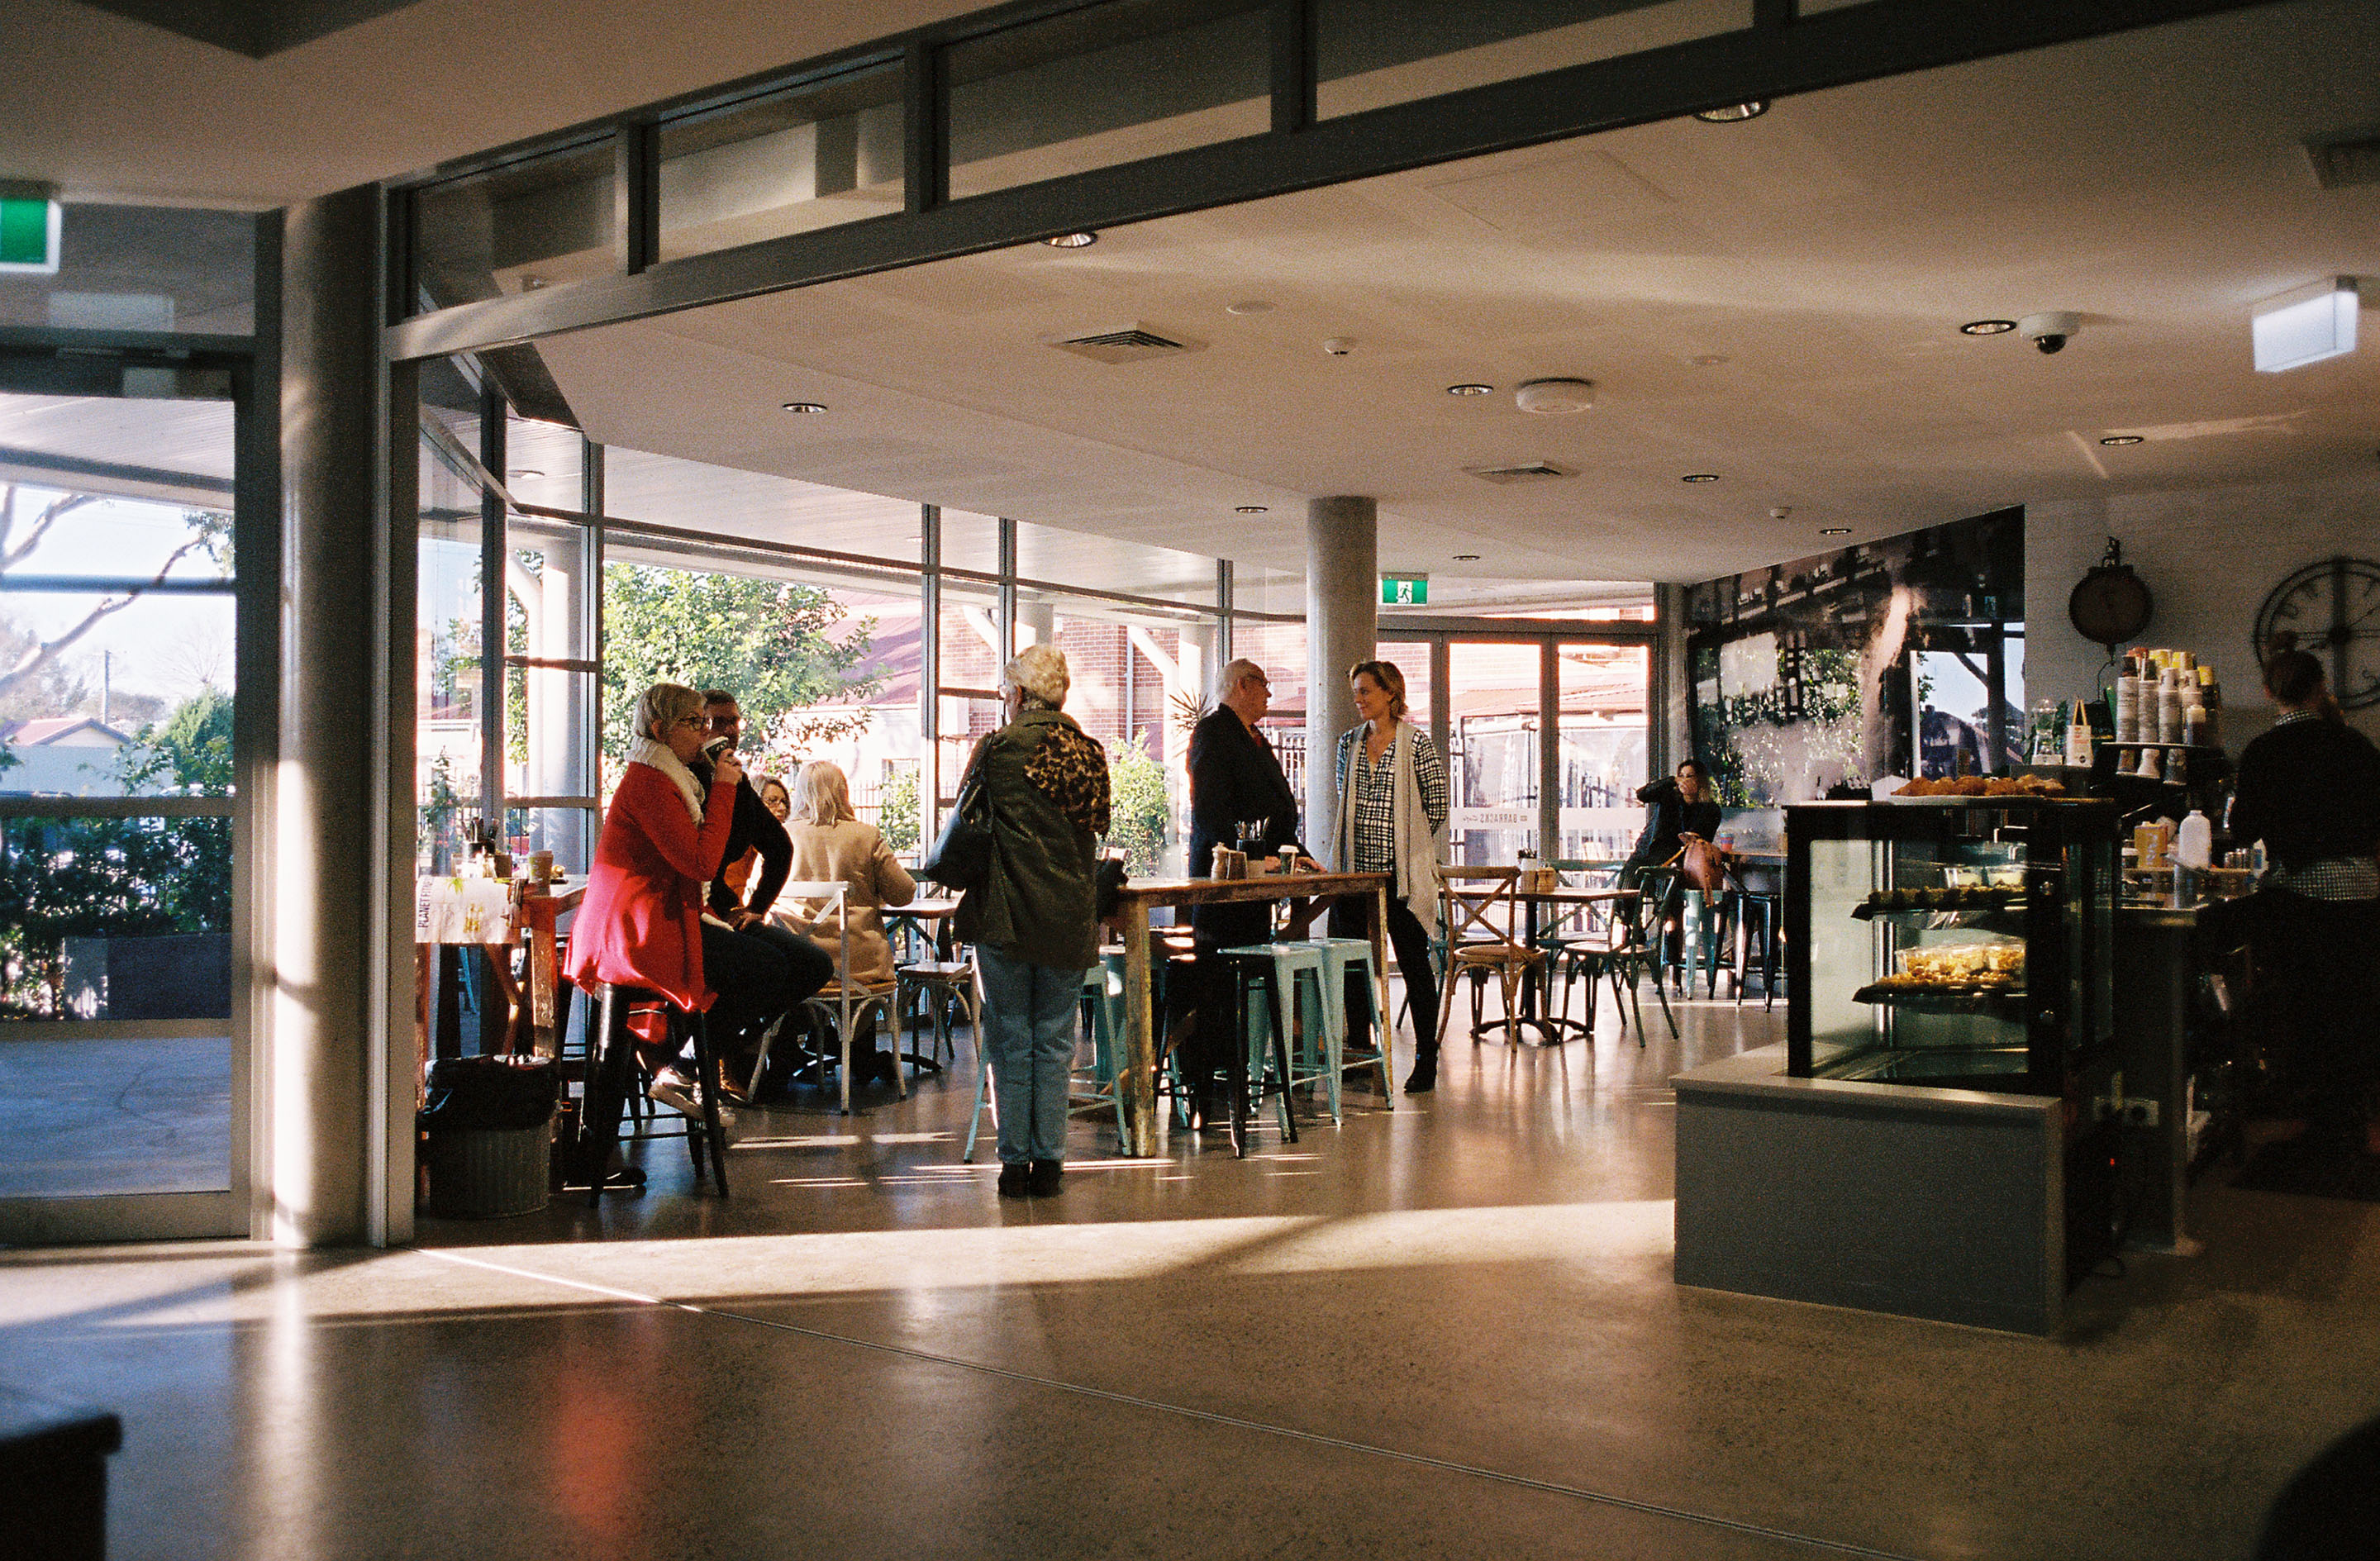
[2025,473,2380,750]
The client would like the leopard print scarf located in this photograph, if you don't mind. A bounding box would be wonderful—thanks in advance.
[1023,718,1111,836]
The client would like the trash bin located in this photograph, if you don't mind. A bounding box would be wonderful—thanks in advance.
[420,1056,558,1218]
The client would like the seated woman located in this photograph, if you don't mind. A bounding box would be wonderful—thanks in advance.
[778,760,918,1085]
[720,774,792,903]
[564,682,741,1111]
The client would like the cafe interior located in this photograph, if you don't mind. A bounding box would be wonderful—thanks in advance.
[2,0,2380,1555]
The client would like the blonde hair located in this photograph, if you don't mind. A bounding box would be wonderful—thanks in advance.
[1002,642,1070,709]
[789,760,856,826]
[635,683,704,742]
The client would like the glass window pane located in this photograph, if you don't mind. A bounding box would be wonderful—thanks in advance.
[659,64,905,264]
[416,438,484,872]
[1556,642,1648,864]
[1233,617,1308,798]
[946,0,1271,200]
[0,202,255,336]
[1316,0,1754,120]
[1446,641,1535,862]
[602,445,923,564]
[501,416,585,513]
[410,138,616,315]
[1011,519,1219,611]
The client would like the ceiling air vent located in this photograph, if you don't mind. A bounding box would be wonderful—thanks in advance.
[1048,325,1198,364]
[2304,135,2380,189]
[1464,460,1577,485]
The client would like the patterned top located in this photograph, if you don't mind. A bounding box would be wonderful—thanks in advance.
[1022,717,1112,836]
[1345,725,1448,873]
[2259,709,2380,902]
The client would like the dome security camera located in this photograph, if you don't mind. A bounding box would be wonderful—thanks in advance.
[2020,312,2081,355]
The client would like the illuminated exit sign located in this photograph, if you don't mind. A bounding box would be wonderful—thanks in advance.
[0,186,61,274]
[1381,573,1429,606]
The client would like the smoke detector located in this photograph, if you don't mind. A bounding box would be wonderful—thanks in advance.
[1515,378,1595,415]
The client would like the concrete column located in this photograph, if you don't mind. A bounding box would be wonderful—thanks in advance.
[1305,496,1377,862]
[272,185,384,1247]
[1653,582,1691,774]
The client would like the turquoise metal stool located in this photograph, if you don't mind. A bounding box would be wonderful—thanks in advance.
[1299,936,1394,1121]
[1075,959,1130,1144]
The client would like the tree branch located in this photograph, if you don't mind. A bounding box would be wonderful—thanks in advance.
[0,533,208,706]
[1,492,99,574]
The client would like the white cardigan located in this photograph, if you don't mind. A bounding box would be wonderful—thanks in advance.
[1332,719,1449,931]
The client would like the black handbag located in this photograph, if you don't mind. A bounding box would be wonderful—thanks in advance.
[1093,852,1129,920]
[919,761,993,891]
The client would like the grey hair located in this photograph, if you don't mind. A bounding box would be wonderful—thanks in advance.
[634,682,704,741]
[1220,658,1268,697]
[1002,643,1071,709]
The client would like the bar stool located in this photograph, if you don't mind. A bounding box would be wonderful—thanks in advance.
[1727,889,1781,1008]
[574,978,729,1205]
[1211,946,1302,1157]
[1221,940,1332,1109]
[1074,960,1130,1144]
[1295,937,1393,1123]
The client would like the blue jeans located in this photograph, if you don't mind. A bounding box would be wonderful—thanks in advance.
[975,944,1083,1167]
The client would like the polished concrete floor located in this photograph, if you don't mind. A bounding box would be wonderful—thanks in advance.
[2,994,2375,1560]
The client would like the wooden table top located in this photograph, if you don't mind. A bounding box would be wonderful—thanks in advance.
[886,898,959,917]
[1116,870,1390,907]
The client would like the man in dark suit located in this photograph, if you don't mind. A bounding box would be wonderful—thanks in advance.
[1181,659,1309,1107]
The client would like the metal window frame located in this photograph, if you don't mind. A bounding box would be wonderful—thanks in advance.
[382,0,2264,362]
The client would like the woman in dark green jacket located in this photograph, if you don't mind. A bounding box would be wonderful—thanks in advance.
[954,643,1111,1197]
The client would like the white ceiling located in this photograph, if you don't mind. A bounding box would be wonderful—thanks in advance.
[536,0,2380,588]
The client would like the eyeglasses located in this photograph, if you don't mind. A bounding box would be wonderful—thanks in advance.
[705,714,740,730]
[672,715,707,730]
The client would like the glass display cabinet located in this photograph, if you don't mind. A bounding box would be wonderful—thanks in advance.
[1786,799,2120,1096]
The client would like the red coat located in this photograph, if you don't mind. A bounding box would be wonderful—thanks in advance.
[565,762,737,1022]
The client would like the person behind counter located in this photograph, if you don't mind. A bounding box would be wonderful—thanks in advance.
[1183,659,1311,1111]
[2229,649,2380,1164]
[1621,758,1722,888]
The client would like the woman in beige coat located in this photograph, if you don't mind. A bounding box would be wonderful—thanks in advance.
[778,761,917,1082]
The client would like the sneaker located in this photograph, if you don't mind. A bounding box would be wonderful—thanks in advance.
[1028,1159,1064,1197]
[997,1162,1031,1199]
[648,1067,702,1117]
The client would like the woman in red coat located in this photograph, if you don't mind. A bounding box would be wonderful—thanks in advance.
[566,682,741,1098]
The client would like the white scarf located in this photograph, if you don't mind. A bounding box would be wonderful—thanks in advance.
[628,736,707,826]
[1335,718,1449,932]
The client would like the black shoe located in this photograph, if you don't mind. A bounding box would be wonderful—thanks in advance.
[1028,1159,1064,1197]
[864,1050,900,1086]
[1402,1069,1436,1095]
[997,1163,1031,1199]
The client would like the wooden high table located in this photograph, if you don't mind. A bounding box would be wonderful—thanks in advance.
[1111,869,1394,1157]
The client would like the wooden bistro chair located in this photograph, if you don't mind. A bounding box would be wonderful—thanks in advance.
[750,881,904,1116]
[1435,865,1545,1046]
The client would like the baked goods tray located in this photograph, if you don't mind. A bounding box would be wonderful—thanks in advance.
[1853,889,2025,918]
[1852,983,2028,1013]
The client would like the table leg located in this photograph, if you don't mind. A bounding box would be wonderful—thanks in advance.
[527,914,562,1059]
[1370,884,1395,1102]
[413,945,433,1103]
[1121,901,1156,1156]
[486,947,526,1055]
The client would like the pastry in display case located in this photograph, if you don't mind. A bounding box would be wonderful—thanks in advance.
[1786,797,2120,1095]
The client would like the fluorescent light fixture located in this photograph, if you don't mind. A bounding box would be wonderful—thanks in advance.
[2252,278,2358,372]
[1235,505,1268,514]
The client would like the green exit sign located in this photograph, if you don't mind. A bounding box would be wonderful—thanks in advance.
[0,188,61,274]
[1381,573,1429,606]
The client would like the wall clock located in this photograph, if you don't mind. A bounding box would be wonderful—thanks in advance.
[2253,556,2380,709]
[2068,537,2153,651]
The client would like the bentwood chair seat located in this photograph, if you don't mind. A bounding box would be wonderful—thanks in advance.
[1435,866,1544,1045]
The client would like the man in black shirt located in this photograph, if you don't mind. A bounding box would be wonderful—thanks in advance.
[1182,659,1310,1106]
[690,690,834,1099]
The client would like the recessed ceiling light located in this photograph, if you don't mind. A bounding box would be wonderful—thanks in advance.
[1446,383,1494,396]
[781,401,828,414]
[1224,299,1273,316]
[1683,473,1721,483]
[1694,101,1768,123]
[1452,554,1481,561]
[507,469,544,479]
[1689,354,1729,367]
[1820,526,1852,536]
[1960,319,2017,336]
[1235,505,1269,514]
[2098,435,2144,446]
[1044,231,1098,248]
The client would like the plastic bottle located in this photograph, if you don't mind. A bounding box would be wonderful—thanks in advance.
[2176,808,2211,869]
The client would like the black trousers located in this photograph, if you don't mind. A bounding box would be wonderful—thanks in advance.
[2250,889,2379,1149]
[700,920,834,1059]
[1183,902,1271,1089]
[1330,884,1439,1056]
